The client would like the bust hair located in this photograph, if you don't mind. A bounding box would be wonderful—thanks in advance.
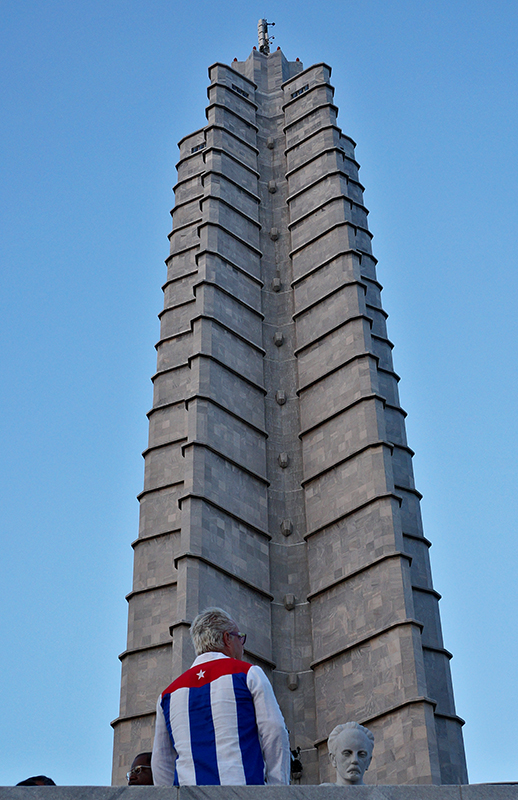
[327,722,374,757]
[190,607,236,655]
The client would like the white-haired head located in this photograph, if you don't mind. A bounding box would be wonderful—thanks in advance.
[190,607,237,655]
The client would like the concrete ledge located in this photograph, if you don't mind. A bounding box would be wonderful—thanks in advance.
[2,787,518,800]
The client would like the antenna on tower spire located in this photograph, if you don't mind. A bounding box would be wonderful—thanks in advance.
[257,18,275,54]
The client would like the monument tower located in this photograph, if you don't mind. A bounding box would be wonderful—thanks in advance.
[112,24,468,786]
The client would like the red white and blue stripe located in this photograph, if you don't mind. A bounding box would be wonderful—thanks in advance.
[151,652,290,786]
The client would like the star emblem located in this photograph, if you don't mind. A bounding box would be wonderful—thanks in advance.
[197,670,205,679]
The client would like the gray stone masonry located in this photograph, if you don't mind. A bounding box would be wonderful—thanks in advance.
[112,48,468,787]
[3,788,518,800]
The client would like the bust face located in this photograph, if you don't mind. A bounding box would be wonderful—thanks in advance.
[330,728,373,785]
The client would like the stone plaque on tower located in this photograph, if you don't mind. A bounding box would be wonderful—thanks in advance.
[112,30,468,787]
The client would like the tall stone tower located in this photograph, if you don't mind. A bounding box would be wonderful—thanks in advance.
[112,35,468,787]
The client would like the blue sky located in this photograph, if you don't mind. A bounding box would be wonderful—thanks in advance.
[1,0,517,787]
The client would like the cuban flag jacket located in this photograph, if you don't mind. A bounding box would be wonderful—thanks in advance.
[151,652,290,786]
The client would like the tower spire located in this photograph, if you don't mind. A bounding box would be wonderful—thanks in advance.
[112,47,468,788]
[257,18,275,54]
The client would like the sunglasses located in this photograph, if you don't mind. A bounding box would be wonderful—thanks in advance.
[229,631,247,645]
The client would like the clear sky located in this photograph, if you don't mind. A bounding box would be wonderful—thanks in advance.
[1,0,517,787]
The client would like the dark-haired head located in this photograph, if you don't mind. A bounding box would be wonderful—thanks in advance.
[16,776,56,786]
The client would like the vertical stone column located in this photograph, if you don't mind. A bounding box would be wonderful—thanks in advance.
[111,121,207,782]
[237,49,320,783]
[171,60,275,680]
[282,63,467,784]
[112,62,274,781]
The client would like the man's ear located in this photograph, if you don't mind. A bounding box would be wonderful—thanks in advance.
[221,630,232,656]
[329,752,336,768]
[365,752,373,772]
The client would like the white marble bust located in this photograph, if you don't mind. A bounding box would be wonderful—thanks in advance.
[326,722,374,785]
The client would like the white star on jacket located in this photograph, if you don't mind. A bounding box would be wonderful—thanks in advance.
[151,652,290,786]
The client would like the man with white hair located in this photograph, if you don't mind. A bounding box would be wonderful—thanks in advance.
[151,607,290,786]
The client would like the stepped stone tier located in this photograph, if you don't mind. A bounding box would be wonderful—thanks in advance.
[111,46,468,786]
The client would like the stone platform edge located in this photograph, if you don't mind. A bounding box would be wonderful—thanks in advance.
[2,786,518,799]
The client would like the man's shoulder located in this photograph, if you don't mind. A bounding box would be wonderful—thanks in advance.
[162,657,255,697]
